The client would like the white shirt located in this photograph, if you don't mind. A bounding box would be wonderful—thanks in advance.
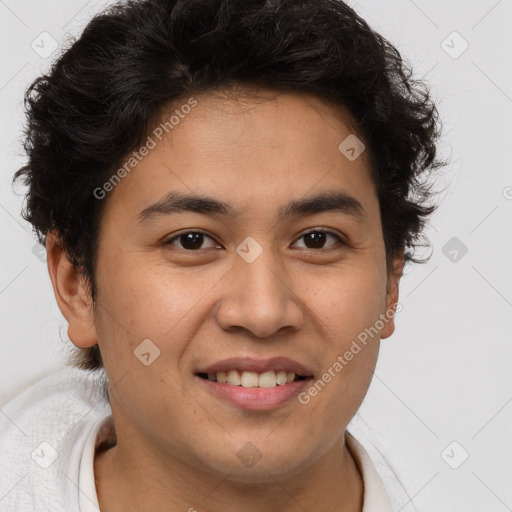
[0,367,418,511]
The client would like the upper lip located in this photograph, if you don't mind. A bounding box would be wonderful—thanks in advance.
[196,357,314,377]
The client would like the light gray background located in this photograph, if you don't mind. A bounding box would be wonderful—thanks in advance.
[1,1,511,510]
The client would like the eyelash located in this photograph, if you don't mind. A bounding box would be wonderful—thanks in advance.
[164,228,345,252]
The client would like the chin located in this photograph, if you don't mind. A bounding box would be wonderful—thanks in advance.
[196,443,317,484]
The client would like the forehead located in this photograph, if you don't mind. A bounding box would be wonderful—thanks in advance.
[100,88,377,223]
[161,88,364,160]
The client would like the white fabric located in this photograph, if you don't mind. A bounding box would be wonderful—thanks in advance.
[79,415,115,512]
[0,367,111,512]
[0,367,418,511]
[346,431,393,511]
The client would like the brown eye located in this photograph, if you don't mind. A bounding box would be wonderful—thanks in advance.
[166,232,219,251]
[293,230,343,250]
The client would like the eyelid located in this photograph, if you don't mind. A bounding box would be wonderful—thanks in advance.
[164,228,213,240]
[164,229,219,247]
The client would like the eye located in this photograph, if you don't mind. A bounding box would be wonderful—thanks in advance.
[165,231,220,251]
[164,228,344,252]
[292,229,344,250]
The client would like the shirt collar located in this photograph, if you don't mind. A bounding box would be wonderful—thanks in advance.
[345,430,394,512]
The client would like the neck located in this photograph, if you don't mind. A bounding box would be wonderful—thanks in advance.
[94,429,364,512]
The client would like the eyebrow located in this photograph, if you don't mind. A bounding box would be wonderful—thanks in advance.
[137,191,366,223]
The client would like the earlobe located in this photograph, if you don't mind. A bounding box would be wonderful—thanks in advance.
[380,251,405,340]
[46,232,98,348]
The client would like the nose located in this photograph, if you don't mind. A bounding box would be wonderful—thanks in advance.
[214,246,304,338]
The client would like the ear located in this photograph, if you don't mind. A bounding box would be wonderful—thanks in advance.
[46,232,98,348]
[380,250,405,340]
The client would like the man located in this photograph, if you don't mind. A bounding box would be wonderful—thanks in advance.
[1,0,443,510]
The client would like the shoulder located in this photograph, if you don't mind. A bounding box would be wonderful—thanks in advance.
[0,366,111,511]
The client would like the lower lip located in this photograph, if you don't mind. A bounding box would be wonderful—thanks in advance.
[196,376,312,411]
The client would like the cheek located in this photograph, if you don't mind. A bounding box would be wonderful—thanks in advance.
[95,251,200,337]
[297,268,384,428]
[300,262,385,389]
[307,263,387,340]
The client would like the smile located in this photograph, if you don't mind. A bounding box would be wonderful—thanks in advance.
[194,357,314,410]
[197,370,307,388]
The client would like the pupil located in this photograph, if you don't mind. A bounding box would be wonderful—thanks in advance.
[181,233,203,250]
[304,232,326,249]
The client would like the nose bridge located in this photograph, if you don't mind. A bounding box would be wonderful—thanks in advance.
[215,238,304,337]
[239,243,284,304]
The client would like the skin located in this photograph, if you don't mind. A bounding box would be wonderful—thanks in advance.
[47,87,403,512]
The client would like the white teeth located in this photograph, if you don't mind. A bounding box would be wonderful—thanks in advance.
[216,371,228,384]
[258,371,277,388]
[227,370,242,386]
[211,370,300,387]
[241,371,259,387]
[276,371,288,385]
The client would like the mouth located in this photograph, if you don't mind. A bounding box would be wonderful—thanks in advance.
[194,357,314,410]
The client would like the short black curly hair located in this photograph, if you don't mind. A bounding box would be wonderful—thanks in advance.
[14,0,444,372]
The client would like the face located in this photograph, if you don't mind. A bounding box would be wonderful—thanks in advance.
[66,88,401,482]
